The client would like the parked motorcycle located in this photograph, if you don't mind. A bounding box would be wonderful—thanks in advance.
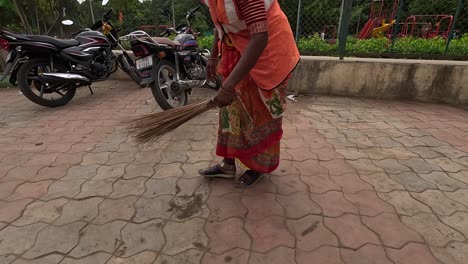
[0,4,140,107]
[127,5,220,110]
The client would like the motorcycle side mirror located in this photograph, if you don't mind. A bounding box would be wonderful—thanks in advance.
[62,20,74,26]
[102,0,110,6]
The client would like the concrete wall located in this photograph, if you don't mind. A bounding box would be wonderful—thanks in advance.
[112,53,468,106]
[290,56,468,106]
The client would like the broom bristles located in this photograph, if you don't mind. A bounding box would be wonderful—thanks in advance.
[127,100,211,143]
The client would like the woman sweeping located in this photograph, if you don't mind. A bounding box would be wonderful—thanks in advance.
[199,0,300,187]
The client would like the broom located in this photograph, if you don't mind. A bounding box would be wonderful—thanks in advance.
[127,100,212,143]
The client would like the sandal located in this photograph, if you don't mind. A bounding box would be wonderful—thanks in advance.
[199,163,236,179]
[236,170,264,188]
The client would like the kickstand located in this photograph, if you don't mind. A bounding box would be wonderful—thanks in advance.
[88,85,94,95]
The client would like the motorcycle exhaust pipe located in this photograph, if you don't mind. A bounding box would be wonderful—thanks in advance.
[42,73,90,83]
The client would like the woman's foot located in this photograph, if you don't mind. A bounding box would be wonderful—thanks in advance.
[199,162,236,179]
[236,170,264,188]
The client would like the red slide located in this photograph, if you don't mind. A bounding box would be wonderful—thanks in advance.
[359,18,377,39]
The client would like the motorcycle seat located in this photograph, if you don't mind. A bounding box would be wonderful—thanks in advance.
[152,37,181,48]
[25,35,80,48]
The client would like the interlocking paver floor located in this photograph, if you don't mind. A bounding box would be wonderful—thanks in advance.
[1,80,468,264]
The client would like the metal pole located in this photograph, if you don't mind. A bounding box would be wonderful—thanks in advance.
[89,0,96,23]
[153,0,160,36]
[444,0,464,54]
[172,0,176,28]
[338,0,353,60]
[390,0,404,52]
[295,0,303,42]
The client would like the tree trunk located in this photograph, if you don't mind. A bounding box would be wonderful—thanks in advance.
[11,0,33,34]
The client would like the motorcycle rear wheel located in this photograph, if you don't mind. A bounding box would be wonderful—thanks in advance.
[151,60,188,110]
[18,58,76,108]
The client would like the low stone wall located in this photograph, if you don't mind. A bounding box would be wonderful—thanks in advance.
[111,53,468,106]
[290,56,468,106]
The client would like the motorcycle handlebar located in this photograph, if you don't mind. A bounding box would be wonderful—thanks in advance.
[103,8,114,21]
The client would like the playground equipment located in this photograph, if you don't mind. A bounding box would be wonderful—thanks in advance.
[401,15,454,39]
[359,0,399,39]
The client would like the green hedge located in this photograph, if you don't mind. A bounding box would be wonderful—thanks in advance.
[197,34,468,57]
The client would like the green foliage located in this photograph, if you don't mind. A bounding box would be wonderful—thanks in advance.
[197,35,214,50]
[297,34,338,52]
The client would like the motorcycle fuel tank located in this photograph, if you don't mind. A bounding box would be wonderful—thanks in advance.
[174,33,198,50]
[63,31,110,60]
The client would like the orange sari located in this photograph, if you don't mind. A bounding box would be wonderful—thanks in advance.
[215,38,289,173]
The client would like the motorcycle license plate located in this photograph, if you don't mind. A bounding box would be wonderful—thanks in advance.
[136,56,153,70]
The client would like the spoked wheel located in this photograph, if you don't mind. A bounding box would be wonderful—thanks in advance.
[150,60,188,110]
[17,58,76,107]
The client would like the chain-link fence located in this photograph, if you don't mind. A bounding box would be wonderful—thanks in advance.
[2,0,467,59]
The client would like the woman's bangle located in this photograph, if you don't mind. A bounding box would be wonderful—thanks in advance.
[220,86,236,95]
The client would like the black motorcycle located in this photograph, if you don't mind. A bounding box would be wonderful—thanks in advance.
[128,5,220,110]
[0,8,139,107]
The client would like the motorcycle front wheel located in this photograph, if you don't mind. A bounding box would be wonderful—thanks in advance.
[151,60,188,110]
[17,58,76,108]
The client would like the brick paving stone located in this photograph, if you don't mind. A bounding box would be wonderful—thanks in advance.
[394,136,427,147]
[419,171,468,191]
[6,180,52,201]
[53,197,103,225]
[359,172,405,193]
[345,190,395,216]
[202,248,249,264]
[444,189,468,207]
[399,158,441,174]
[330,174,374,194]
[107,251,157,264]
[170,195,210,221]
[0,223,47,255]
[310,191,358,217]
[106,151,135,165]
[52,152,85,166]
[373,159,411,174]
[160,150,188,164]
[63,164,99,180]
[362,212,424,248]
[11,255,63,264]
[144,177,178,197]
[209,179,242,196]
[120,219,165,257]
[301,174,341,194]
[153,163,184,179]
[313,147,344,161]
[207,193,247,221]
[109,177,146,198]
[335,148,369,160]
[13,198,68,226]
[186,150,213,163]
[346,159,385,174]
[245,216,294,253]
[181,161,211,178]
[249,247,296,264]
[389,171,437,192]
[401,212,464,247]
[277,192,321,218]
[430,242,468,264]
[134,195,173,222]
[411,189,466,215]
[285,148,318,161]
[175,177,210,197]
[296,246,344,264]
[269,174,308,195]
[162,218,208,255]
[32,165,70,181]
[320,159,358,177]
[0,181,22,200]
[378,190,431,216]
[3,166,42,181]
[205,218,250,254]
[324,214,380,249]
[92,164,126,180]
[0,199,33,223]
[373,137,404,148]
[241,193,283,220]
[81,152,110,165]
[123,162,155,179]
[61,252,112,264]
[386,242,441,264]
[432,146,468,159]
[407,146,443,159]
[75,178,116,198]
[93,196,137,225]
[154,249,203,264]
[454,157,468,167]
[23,222,86,258]
[439,211,468,238]
[425,157,467,173]
[293,159,329,176]
[70,220,126,258]
[341,244,393,264]
[287,215,338,252]
[27,153,60,166]
[41,179,85,200]
[449,170,468,185]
